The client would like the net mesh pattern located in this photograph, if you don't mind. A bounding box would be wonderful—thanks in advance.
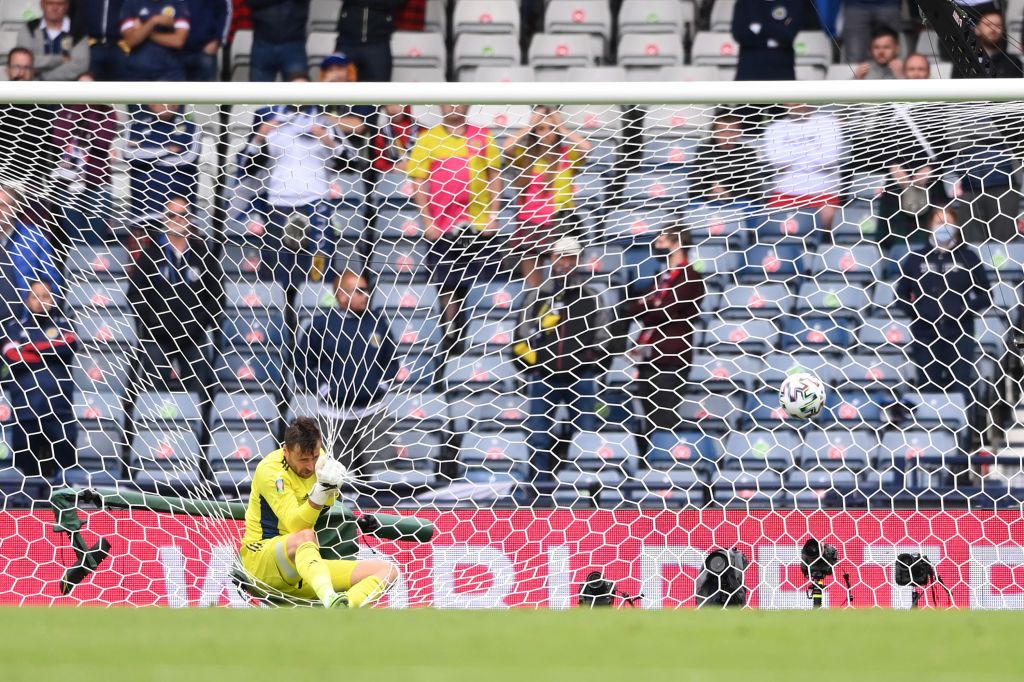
[0,97,1022,608]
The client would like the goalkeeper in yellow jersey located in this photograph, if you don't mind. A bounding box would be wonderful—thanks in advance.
[239,416,398,608]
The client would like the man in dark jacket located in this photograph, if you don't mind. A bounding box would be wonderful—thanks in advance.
[895,208,991,416]
[625,226,705,452]
[181,0,231,81]
[2,280,78,484]
[513,237,612,484]
[80,0,127,80]
[731,0,802,81]
[953,12,1023,79]
[335,0,406,82]
[294,270,400,478]
[248,0,309,82]
[127,196,224,396]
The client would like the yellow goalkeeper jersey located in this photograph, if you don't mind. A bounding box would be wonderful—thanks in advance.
[241,448,332,546]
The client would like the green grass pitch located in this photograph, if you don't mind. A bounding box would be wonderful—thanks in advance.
[2,607,1020,681]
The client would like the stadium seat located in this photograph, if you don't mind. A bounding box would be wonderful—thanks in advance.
[793,31,832,70]
[686,243,741,281]
[392,65,446,82]
[601,354,638,390]
[458,430,530,475]
[568,431,640,477]
[0,462,40,508]
[799,429,877,471]
[466,318,516,353]
[468,65,538,81]
[394,353,438,390]
[642,135,700,168]
[132,391,203,433]
[450,391,529,433]
[560,65,627,82]
[838,352,914,391]
[130,427,204,493]
[784,468,858,507]
[603,206,671,242]
[225,281,287,314]
[648,430,719,471]
[0,391,12,430]
[691,32,739,67]
[387,392,450,430]
[210,392,280,429]
[67,246,128,282]
[295,281,337,315]
[819,390,886,429]
[808,244,884,284]
[619,0,693,35]
[425,0,445,34]
[677,392,745,436]
[701,318,780,355]
[720,284,795,319]
[221,313,289,352]
[464,281,525,320]
[73,391,125,429]
[368,239,430,283]
[392,31,448,71]
[528,33,595,69]
[75,312,138,350]
[229,29,253,80]
[750,211,819,243]
[1,1,38,29]
[444,353,517,393]
[213,351,285,395]
[876,428,958,471]
[221,244,267,281]
[453,33,521,77]
[741,392,812,429]
[372,282,438,317]
[976,315,1009,357]
[758,351,845,390]
[624,469,705,508]
[453,0,519,37]
[558,103,623,140]
[392,314,444,351]
[545,0,613,57]
[468,104,534,134]
[209,425,277,495]
[736,243,807,283]
[66,279,129,313]
[72,406,125,484]
[641,65,720,81]
[73,350,131,397]
[709,0,736,31]
[902,392,968,431]
[623,170,690,208]
[779,316,856,354]
[306,31,338,72]
[617,32,683,68]
[308,0,341,32]
[390,429,443,473]
[793,281,872,319]
[689,353,761,394]
[685,206,748,247]
[712,469,784,507]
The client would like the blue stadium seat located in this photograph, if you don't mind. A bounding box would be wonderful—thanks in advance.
[209,425,277,495]
[373,282,438,317]
[0,459,42,508]
[444,353,516,393]
[977,242,1024,284]
[750,210,818,243]
[221,244,266,281]
[225,281,287,314]
[464,281,525,320]
[449,391,527,432]
[581,244,626,284]
[296,281,337,314]
[736,243,807,283]
[808,244,884,284]
[619,245,665,294]
[831,199,875,244]
[780,316,855,353]
[213,351,284,394]
[903,392,968,431]
[700,318,779,354]
[72,350,131,396]
[371,171,418,207]
[387,391,449,430]
[857,317,912,356]
[132,391,203,434]
[976,316,1008,356]
[722,428,801,470]
[624,469,705,508]
[73,391,125,429]
[837,352,914,391]
[0,391,12,429]
[689,353,760,394]
[758,351,845,390]
[210,391,280,429]
[648,430,718,471]
[393,353,438,390]
[70,419,125,486]
[567,430,639,479]
[368,239,430,283]
[75,312,138,350]
[327,171,368,203]
[784,468,858,507]
[66,280,128,312]
[989,281,1018,313]
[818,390,886,429]
[623,170,689,208]
[683,204,750,247]
[374,205,424,240]
[130,427,204,493]
[721,283,794,319]
[466,317,516,353]
[799,429,877,471]
[601,354,638,390]
[643,136,699,168]
[876,428,958,472]
[221,313,288,351]
[689,244,741,281]
[603,206,670,242]
[793,281,871,318]
[869,281,901,315]
[712,469,784,507]
[677,392,746,437]
[67,245,128,282]
[392,314,443,351]
[458,430,530,478]
[329,204,366,241]
[392,430,442,470]
[742,390,809,428]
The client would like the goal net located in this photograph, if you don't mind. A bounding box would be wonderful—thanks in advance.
[0,81,1022,609]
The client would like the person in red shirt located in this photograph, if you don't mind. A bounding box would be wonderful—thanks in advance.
[625,225,706,451]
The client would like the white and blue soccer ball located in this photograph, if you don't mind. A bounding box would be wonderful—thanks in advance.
[779,372,826,420]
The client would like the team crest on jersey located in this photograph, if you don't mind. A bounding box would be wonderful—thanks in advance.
[176,123,188,134]
[370,334,381,346]
[162,6,176,17]
[275,478,285,493]
[46,327,58,338]
[772,6,788,20]
[61,36,72,52]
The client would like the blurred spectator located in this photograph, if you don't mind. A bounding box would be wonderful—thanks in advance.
[854,27,904,79]
[49,73,118,245]
[372,104,421,173]
[394,0,425,30]
[842,0,901,64]
[689,109,764,204]
[502,106,592,289]
[949,111,1020,242]
[127,196,223,397]
[732,0,802,80]
[763,103,845,234]
[953,11,1023,78]
[294,270,400,478]
[121,103,200,225]
[120,0,190,81]
[81,0,127,80]
[181,0,230,81]
[0,49,59,194]
[895,208,991,417]
[248,0,308,82]
[319,53,375,137]
[2,280,78,484]
[624,226,705,452]
[409,104,503,350]
[0,185,63,328]
[335,0,405,82]
[513,237,612,488]
[16,0,90,81]
[903,53,931,79]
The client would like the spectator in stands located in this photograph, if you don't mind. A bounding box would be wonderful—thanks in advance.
[949,112,1020,242]
[180,0,230,81]
[689,109,764,205]
[732,0,803,80]
[81,0,127,80]
[409,104,503,351]
[0,184,63,330]
[502,106,592,289]
[127,196,223,397]
[294,270,400,478]
[50,72,118,245]
[953,11,1023,78]
[841,0,902,64]
[513,237,612,490]
[0,49,59,195]
[16,0,90,81]
[624,225,705,454]
[903,52,931,79]
[853,27,904,80]
[248,0,309,82]
[120,0,190,81]
[895,207,991,415]
[319,53,375,136]
[2,279,78,485]
[372,104,421,173]
[763,103,845,235]
[121,103,200,226]
[335,0,406,83]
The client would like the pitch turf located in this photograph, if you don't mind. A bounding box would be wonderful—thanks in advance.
[2,607,1020,681]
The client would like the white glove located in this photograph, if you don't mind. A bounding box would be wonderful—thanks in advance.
[309,455,347,506]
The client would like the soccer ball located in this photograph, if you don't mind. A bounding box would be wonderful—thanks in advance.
[779,372,826,420]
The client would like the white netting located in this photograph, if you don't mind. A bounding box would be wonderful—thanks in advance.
[1,84,1023,609]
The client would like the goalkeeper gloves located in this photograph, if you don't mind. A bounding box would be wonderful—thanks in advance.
[540,313,561,329]
[309,455,348,506]
[513,341,537,365]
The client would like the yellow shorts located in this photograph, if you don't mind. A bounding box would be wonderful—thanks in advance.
[240,534,358,600]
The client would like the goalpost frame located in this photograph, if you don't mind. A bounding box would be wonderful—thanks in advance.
[2,79,1024,106]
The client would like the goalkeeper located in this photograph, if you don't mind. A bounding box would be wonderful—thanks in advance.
[239,416,399,608]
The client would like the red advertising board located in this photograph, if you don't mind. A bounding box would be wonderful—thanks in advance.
[1,509,1022,609]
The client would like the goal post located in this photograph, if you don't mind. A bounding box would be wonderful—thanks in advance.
[0,79,1023,609]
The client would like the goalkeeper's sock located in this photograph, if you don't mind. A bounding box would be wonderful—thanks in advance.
[347,575,386,608]
[294,541,335,605]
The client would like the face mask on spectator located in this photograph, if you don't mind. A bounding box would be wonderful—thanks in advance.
[932,223,957,248]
